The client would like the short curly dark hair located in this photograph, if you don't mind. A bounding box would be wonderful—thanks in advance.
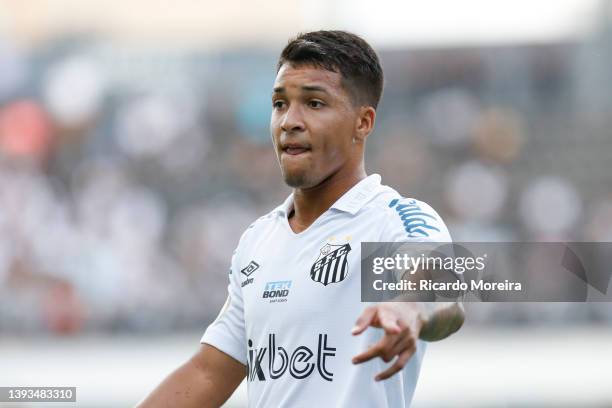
[277,30,384,109]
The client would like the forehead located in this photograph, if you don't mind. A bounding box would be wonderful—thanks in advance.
[273,64,345,93]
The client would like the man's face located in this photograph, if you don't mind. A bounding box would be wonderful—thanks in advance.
[270,64,360,188]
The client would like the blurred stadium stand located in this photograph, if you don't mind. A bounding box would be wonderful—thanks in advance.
[2,24,612,334]
[1,0,612,406]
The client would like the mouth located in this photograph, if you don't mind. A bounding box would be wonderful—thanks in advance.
[281,144,311,156]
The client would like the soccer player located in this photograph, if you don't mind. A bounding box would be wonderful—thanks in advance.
[138,30,464,408]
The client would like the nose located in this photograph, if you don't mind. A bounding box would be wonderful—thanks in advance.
[280,104,305,133]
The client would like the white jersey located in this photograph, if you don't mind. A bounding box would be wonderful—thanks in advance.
[201,174,451,408]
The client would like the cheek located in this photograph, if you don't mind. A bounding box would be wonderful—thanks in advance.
[270,119,280,142]
[270,115,277,133]
[316,135,352,166]
[320,120,354,155]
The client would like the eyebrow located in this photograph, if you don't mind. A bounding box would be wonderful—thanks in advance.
[272,85,330,95]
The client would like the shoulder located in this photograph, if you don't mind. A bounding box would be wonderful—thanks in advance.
[234,208,278,250]
[364,185,451,241]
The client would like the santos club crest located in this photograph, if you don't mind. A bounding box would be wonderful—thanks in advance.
[310,243,352,286]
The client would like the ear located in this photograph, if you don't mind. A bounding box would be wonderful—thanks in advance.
[354,106,376,144]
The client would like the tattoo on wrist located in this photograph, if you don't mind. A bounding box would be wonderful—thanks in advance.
[418,302,464,342]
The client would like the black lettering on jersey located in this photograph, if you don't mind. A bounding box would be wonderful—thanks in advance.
[269,334,289,379]
[289,346,315,379]
[247,339,266,381]
[246,334,335,382]
[317,334,336,381]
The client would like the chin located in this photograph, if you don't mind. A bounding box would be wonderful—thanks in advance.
[282,168,316,188]
[283,173,308,188]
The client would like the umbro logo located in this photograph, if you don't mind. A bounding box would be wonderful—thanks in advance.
[241,261,259,287]
[241,261,260,277]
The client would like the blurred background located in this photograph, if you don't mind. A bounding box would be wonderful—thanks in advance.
[1,0,612,406]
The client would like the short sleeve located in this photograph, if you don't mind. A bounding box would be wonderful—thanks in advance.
[383,197,452,243]
[383,197,452,282]
[200,247,247,365]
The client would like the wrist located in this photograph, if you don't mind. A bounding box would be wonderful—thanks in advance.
[418,302,465,342]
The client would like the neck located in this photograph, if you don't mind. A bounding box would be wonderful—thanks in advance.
[289,164,366,233]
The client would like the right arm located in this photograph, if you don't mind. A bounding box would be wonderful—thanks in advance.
[136,343,245,408]
[139,225,254,407]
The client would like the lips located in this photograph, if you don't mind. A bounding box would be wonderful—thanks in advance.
[285,147,309,155]
[281,143,311,156]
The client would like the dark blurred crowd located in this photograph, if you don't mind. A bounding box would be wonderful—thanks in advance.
[1,26,612,334]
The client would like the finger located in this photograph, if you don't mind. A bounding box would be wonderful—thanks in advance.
[389,320,410,347]
[352,336,392,364]
[352,306,377,335]
[371,318,412,363]
[378,308,401,335]
[380,330,413,363]
[390,332,413,358]
[352,343,382,364]
[353,328,398,364]
[375,347,416,382]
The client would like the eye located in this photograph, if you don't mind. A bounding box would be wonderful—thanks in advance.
[308,100,324,109]
[273,100,286,109]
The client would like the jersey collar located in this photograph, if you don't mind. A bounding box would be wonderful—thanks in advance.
[274,174,382,217]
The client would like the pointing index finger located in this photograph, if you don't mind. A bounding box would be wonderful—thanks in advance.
[352,341,384,365]
[375,347,416,381]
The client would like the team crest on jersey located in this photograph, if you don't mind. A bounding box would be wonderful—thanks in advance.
[310,243,351,286]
